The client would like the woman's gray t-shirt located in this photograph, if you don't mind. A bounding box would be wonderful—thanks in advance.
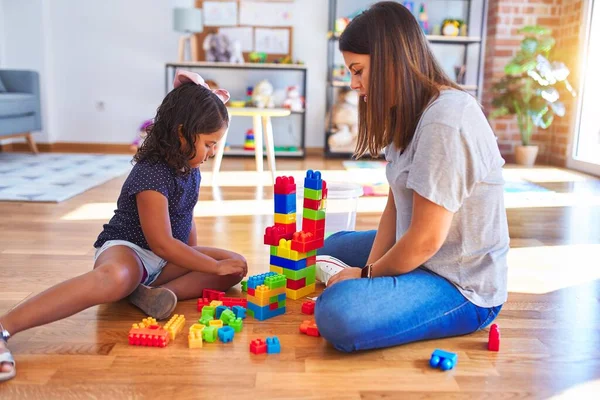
[384,90,509,307]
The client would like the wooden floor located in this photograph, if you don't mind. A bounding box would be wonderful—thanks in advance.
[0,156,599,399]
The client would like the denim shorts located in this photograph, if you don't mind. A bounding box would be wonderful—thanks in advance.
[94,240,167,286]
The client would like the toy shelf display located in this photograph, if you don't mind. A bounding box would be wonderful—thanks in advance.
[324,0,489,158]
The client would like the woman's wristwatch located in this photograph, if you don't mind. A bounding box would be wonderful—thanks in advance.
[361,263,373,278]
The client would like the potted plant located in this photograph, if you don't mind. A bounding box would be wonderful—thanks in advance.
[490,25,576,166]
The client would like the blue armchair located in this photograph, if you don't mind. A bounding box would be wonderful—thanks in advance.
[0,69,42,153]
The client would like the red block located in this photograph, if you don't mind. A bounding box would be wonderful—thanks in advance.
[264,225,290,246]
[299,320,320,337]
[222,297,248,308]
[287,277,306,290]
[274,176,296,195]
[269,302,279,310]
[197,297,211,312]
[275,222,296,236]
[302,218,325,233]
[248,288,255,296]
[250,338,267,354]
[301,301,315,315]
[306,255,316,266]
[322,180,328,199]
[128,324,170,348]
[291,231,324,253]
[203,289,225,302]
[307,325,320,337]
[488,324,500,351]
[303,198,321,210]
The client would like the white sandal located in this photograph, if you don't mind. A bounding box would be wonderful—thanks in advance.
[0,325,16,383]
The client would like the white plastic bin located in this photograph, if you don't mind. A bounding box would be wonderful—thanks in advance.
[296,182,363,236]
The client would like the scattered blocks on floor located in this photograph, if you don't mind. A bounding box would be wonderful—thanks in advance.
[232,305,246,319]
[229,317,244,333]
[188,323,205,349]
[241,280,248,292]
[201,306,216,319]
[220,309,236,325]
[202,326,218,343]
[163,314,186,340]
[129,318,170,348]
[301,301,315,315]
[218,326,235,343]
[209,319,224,328]
[199,315,213,326]
[203,289,225,302]
[299,320,320,337]
[429,349,458,371]
[250,338,267,354]
[488,324,500,351]
[266,337,281,354]
[215,305,228,319]
[197,297,210,311]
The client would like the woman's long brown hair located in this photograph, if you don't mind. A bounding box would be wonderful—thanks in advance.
[339,1,464,158]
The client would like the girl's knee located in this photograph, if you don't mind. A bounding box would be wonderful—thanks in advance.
[94,263,140,296]
[315,284,360,353]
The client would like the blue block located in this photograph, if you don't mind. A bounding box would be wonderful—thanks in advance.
[215,305,229,319]
[270,255,307,271]
[218,326,235,343]
[429,349,457,371]
[304,170,322,190]
[277,293,286,302]
[247,302,286,321]
[274,194,296,214]
[247,272,278,289]
[266,336,281,354]
[232,305,247,319]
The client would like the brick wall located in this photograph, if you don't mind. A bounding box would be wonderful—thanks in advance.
[483,0,583,165]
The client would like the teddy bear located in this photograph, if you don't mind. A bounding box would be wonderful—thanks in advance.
[282,85,304,112]
[327,88,359,153]
[252,80,275,108]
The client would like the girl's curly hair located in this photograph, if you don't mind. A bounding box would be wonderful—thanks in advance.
[134,83,229,175]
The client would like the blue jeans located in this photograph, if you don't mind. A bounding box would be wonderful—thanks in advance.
[315,230,502,352]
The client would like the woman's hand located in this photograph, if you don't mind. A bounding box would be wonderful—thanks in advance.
[327,267,362,287]
[216,258,248,277]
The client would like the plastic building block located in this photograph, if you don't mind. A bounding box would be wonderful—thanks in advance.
[304,170,322,190]
[303,208,326,221]
[222,297,247,308]
[287,283,316,300]
[215,305,229,319]
[291,231,324,253]
[304,188,322,201]
[303,198,321,211]
[278,300,286,308]
[270,246,278,256]
[248,288,256,296]
[301,301,315,315]
[302,218,325,234]
[241,280,248,292]
[209,319,224,328]
[275,239,308,261]
[307,255,316,267]
[266,336,281,354]
[188,323,205,349]
[210,300,223,307]
[232,305,247,319]
[220,309,236,325]
[197,297,211,312]
[270,295,278,304]
[164,314,186,340]
[202,306,216,319]
[264,274,287,289]
[270,255,307,271]
[429,349,458,371]
[299,320,320,337]
[269,302,278,310]
[322,180,328,199]
[203,289,225,302]
[264,225,293,246]
[270,265,284,275]
[199,315,213,326]
[274,212,296,225]
[250,338,267,354]
[274,176,296,195]
[287,277,307,290]
[247,272,278,289]
[218,326,235,343]
[129,323,170,348]
[278,293,286,302]
[247,302,286,321]
[274,193,296,214]
[305,273,316,286]
[229,317,243,333]
[275,222,296,236]
[276,264,315,281]
[488,324,500,351]
[202,326,218,343]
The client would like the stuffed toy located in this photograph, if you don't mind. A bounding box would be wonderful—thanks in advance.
[203,33,231,62]
[327,88,359,153]
[252,80,275,108]
[282,85,304,112]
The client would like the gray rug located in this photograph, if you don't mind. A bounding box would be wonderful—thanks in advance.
[0,153,133,202]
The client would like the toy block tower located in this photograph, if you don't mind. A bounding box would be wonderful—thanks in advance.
[266,170,326,300]
[246,272,287,320]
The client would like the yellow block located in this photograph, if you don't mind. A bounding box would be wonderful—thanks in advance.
[275,238,308,261]
[210,301,223,307]
[270,265,284,275]
[188,323,205,349]
[255,285,286,301]
[274,212,296,225]
[286,283,316,300]
[248,286,287,307]
[209,319,224,328]
[164,314,186,340]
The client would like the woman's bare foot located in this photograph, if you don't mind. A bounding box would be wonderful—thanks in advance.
[0,339,16,381]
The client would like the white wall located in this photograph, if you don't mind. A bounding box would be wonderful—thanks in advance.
[1,0,329,147]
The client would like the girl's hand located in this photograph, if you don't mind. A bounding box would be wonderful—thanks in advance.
[217,258,248,277]
[327,267,362,287]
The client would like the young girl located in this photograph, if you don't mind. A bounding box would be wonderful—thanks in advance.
[0,70,248,381]
[314,1,508,352]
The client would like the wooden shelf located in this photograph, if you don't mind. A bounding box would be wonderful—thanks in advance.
[166,61,307,70]
[227,107,305,116]
[224,148,304,157]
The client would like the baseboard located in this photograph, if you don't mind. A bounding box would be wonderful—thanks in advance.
[305,147,324,156]
[0,141,135,154]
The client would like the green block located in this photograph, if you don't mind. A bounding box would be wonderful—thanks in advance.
[281,264,316,281]
[199,315,213,326]
[303,208,326,220]
[265,274,287,290]
[308,250,317,257]
[304,188,322,201]
[220,309,236,325]
[202,306,216,318]
[202,326,218,343]
[270,246,278,256]
[305,273,316,286]
[270,295,278,303]
[278,300,286,308]
[241,281,248,292]
[229,318,243,333]
[247,309,254,318]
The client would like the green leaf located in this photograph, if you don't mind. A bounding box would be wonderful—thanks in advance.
[538,36,556,53]
[521,38,538,54]
[490,106,510,119]
[519,25,552,36]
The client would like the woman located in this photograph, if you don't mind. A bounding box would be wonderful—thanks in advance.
[314,1,509,353]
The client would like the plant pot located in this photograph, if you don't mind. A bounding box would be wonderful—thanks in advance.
[515,145,539,166]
